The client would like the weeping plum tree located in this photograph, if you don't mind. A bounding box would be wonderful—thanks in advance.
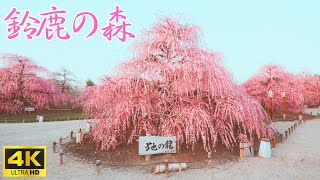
[85,18,274,151]
[243,64,304,114]
[0,54,65,114]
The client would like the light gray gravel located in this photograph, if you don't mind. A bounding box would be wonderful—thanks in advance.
[1,118,320,180]
[272,120,297,134]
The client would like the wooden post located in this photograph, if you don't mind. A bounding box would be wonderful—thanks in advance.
[244,143,248,157]
[207,151,212,168]
[280,134,283,143]
[164,160,169,175]
[76,132,80,143]
[60,150,64,165]
[285,131,288,139]
[53,141,57,153]
[76,129,83,144]
[239,143,244,160]
[271,136,276,148]
[288,128,291,135]
[299,115,303,120]
[249,140,254,157]
[59,137,62,145]
[79,128,83,144]
[70,131,73,139]
[96,160,101,175]
[145,133,151,162]
[245,143,251,157]
[80,129,83,144]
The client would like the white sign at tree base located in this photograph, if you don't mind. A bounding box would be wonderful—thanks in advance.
[25,107,35,113]
[139,136,176,155]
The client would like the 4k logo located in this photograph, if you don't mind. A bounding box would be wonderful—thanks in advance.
[2,146,46,177]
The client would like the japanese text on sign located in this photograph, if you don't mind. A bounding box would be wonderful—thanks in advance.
[24,107,35,112]
[138,136,176,155]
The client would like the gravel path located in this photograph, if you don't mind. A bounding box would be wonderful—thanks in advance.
[272,120,297,134]
[1,119,320,180]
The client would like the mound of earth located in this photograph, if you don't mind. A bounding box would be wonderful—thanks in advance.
[63,133,242,169]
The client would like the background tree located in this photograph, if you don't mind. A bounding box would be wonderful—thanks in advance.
[243,64,304,114]
[51,68,75,93]
[84,17,274,151]
[85,79,95,87]
[0,54,65,114]
[74,79,96,109]
[51,68,80,107]
[297,73,320,107]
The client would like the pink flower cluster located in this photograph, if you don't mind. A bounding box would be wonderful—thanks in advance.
[0,54,66,114]
[243,64,320,113]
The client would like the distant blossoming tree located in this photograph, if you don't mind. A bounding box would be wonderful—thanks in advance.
[0,54,65,114]
[85,18,274,151]
[73,79,96,110]
[297,73,320,107]
[85,79,95,87]
[76,84,96,110]
[243,64,304,114]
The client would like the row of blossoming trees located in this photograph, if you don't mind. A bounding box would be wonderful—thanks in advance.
[243,65,320,114]
[0,54,77,114]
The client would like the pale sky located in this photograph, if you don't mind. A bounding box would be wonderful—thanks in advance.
[0,0,319,85]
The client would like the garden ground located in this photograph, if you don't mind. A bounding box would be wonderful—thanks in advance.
[0,109,84,123]
[0,116,320,179]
